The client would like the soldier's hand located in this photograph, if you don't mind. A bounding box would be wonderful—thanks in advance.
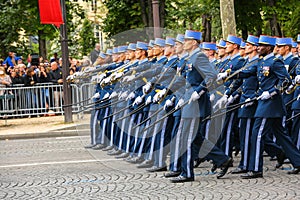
[133,96,143,106]
[92,93,100,100]
[188,91,201,104]
[119,91,128,100]
[145,96,152,105]
[142,82,152,94]
[217,72,228,82]
[213,95,228,110]
[103,92,110,100]
[109,91,118,99]
[209,93,215,102]
[164,99,173,110]
[175,98,184,109]
[259,91,271,100]
[126,92,135,100]
[295,75,300,84]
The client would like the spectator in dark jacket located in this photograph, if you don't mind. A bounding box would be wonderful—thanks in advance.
[49,62,63,112]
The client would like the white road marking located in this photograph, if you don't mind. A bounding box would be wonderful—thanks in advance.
[0,159,118,168]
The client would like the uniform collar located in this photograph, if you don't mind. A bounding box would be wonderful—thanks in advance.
[249,55,259,62]
[210,58,216,63]
[180,52,189,59]
[230,52,240,60]
[168,55,178,61]
[157,55,167,62]
[189,47,201,57]
[138,58,148,65]
[283,52,293,60]
[263,52,274,60]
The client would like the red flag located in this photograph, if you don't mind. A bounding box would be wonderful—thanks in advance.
[38,0,63,27]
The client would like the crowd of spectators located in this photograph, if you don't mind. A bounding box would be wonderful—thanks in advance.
[0,51,86,88]
[0,51,89,116]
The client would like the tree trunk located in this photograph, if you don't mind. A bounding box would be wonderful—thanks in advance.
[219,0,236,39]
[147,0,153,27]
[241,29,248,40]
[38,30,47,60]
[202,14,212,42]
[140,0,148,27]
[159,0,165,28]
[267,0,282,36]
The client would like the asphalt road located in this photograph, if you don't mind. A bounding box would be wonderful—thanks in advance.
[1,136,300,199]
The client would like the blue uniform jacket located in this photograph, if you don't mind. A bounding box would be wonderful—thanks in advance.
[182,48,217,118]
[255,53,291,118]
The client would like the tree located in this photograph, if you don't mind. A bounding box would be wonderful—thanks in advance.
[78,19,97,57]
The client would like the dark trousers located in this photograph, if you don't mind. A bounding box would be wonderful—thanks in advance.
[248,117,300,172]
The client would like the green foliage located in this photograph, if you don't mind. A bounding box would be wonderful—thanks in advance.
[102,0,144,38]
[78,18,97,57]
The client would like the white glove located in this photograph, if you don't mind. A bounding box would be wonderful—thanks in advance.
[175,98,184,109]
[145,96,152,105]
[67,75,74,81]
[153,93,161,102]
[188,91,201,104]
[115,72,123,79]
[142,82,152,94]
[123,75,135,82]
[119,91,128,100]
[156,89,166,98]
[100,77,110,86]
[241,98,254,108]
[103,92,110,100]
[226,95,234,106]
[164,99,174,110]
[92,92,100,99]
[217,72,228,82]
[133,96,143,106]
[209,93,215,102]
[126,92,135,100]
[213,95,228,109]
[260,91,271,100]
[109,91,118,99]
[91,75,97,82]
[295,75,300,84]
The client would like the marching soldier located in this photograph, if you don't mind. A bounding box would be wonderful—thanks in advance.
[241,35,300,178]
[170,30,232,183]
[215,35,245,157]
[276,37,299,137]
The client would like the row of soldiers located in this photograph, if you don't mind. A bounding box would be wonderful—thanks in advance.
[71,31,300,183]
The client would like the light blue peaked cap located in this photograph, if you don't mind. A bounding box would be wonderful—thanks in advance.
[246,35,259,46]
[112,47,118,54]
[136,41,148,50]
[240,41,246,49]
[276,37,293,46]
[217,40,227,48]
[184,30,202,41]
[99,52,106,59]
[226,35,242,46]
[148,40,155,48]
[105,49,113,56]
[154,38,165,47]
[258,35,276,46]
[127,43,136,51]
[175,34,185,43]
[292,42,297,48]
[118,45,128,53]
[165,37,175,46]
[201,42,217,51]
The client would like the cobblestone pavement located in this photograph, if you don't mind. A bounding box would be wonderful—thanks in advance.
[1,134,300,199]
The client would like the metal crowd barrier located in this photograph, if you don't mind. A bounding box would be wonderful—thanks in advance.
[0,82,95,118]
